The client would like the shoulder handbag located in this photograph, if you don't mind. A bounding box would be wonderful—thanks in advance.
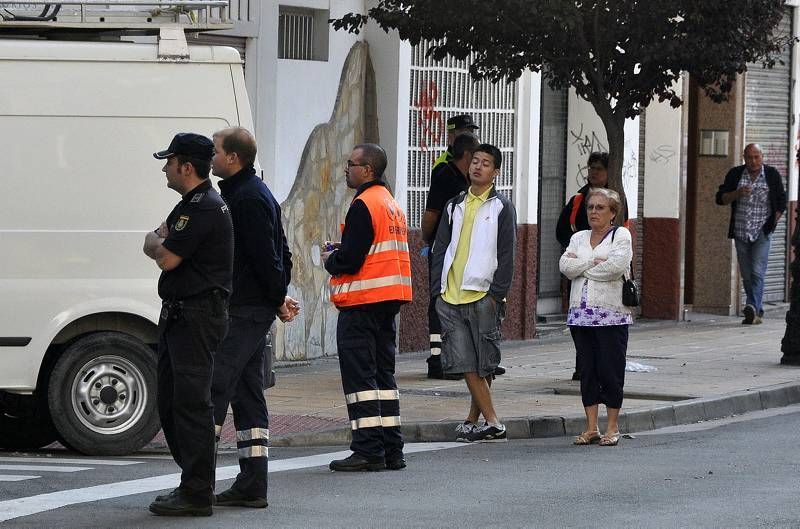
[611,227,640,307]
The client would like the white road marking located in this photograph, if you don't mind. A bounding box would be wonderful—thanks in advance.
[0,457,140,466]
[0,465,91,473]
[0,476,40,482]
[0,442,465,522]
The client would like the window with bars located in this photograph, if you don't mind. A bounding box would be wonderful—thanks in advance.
[407,41,517,228]
[278,6,329,61]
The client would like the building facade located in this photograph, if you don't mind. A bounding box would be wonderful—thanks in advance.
[213,1,800,360]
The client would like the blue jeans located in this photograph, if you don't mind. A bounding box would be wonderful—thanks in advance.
[734,231,772,315]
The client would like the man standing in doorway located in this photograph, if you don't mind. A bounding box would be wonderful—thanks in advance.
[716,143,786,324]
[210,127,299,508]
[323,144,412,471]
[144,133,233,516]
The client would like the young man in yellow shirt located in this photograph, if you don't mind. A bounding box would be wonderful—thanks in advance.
[429,144,517,442]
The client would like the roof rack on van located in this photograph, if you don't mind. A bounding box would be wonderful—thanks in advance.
[0,1,232,59]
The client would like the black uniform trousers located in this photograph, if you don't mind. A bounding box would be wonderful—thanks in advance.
[211,306,274,498]
[157,295,228,503]
[337,308,404,462]
[427,252,442,356]
[570,325,628,409]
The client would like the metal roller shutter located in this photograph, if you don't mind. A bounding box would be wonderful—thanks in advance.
[536,86,569,311]
[743,10,792,303]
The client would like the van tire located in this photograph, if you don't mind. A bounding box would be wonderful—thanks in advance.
[48,332,160,456]
[0,397,58,451]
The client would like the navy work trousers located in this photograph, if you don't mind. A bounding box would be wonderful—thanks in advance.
[211,306,275,499]
[336,308,404,462]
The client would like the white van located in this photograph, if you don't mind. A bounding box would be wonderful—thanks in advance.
[0,37,254,455]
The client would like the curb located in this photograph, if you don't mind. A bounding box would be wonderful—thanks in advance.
[271,381,800,447]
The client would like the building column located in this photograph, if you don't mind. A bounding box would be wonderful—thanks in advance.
[641,80,684,319]
[686,76,745,315]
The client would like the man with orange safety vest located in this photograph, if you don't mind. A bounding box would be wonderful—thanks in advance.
[322,143,413,472]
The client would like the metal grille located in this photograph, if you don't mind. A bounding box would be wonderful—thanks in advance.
[407,41,517,228]
[537,85,568,300]
[744,9,792,303]
[278,7,314,61]
[227,0,250,21]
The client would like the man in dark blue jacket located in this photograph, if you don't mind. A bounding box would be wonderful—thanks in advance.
[716,143,786,324]
[210,127,299,508]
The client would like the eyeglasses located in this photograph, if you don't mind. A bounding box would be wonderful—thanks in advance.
[346,160,370,169]
[588,165,606,171]
[586,204,609,211]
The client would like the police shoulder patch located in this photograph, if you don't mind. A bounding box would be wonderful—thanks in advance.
[175,215,190,231]
[190,193,204,203]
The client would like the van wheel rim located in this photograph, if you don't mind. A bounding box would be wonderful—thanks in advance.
[70,355,148,435]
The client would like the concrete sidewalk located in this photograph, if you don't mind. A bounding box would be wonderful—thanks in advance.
[222,307,800,448]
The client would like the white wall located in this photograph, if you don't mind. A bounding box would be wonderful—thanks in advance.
[245,0,363,203]
[514,70,541,225]
[790,5,800,202]
[566,90,639,217]
[644,80,683,219]
[364,17,410,212]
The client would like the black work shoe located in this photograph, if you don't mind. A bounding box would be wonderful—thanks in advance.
[215,487,268,508]
[426,355,444,379]
[385,458,406,470]
[329,453,385,472]
[149,491,212,517]
[742,304,755,324]
[493,365,506,376]
[154,488,179,503]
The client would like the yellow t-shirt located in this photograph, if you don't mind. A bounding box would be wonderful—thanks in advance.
[442,186,493,305]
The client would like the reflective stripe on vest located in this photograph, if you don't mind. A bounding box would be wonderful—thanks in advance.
[330,185,413,307]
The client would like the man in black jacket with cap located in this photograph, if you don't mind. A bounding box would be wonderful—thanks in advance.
[209,126,299,508]
[144,132,233,516]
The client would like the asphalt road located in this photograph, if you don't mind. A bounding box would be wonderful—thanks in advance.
[2,405,800,528]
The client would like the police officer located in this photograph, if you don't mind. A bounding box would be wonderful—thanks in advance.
[143,133,233,517]
[322,143,412,471]
[209,127,299,508]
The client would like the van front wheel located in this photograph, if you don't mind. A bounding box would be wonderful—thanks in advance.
[48,332,160,456]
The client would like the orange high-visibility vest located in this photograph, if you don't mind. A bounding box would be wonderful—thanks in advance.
[330,185,413,308]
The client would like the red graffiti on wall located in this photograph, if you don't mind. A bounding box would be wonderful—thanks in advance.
[414,80,444,151]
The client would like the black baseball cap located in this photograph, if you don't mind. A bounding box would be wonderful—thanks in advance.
[153,133,214,160]
[447,114,479,131]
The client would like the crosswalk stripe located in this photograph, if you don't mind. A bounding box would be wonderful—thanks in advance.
[0,442,466,522]
[0,457,140,466]
[0,465,91,473]
[0,476,41,482]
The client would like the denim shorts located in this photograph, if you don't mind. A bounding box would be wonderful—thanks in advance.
[435,295,504,378]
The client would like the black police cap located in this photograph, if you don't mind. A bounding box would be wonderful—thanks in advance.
[153,133,214,161]
[447,114,479,131]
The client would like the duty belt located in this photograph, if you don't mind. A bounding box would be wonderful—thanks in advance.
[161,288,229,321]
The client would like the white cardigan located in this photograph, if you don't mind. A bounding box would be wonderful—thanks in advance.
[558,227,633,314]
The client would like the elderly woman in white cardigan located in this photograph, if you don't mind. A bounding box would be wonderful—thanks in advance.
[559,188,633,447]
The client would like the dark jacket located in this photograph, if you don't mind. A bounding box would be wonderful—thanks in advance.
[555,183,630,249]
[715,164,787,239]
[218,166,292,309]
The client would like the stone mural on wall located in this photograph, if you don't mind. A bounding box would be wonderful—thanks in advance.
[278,41,380,360]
